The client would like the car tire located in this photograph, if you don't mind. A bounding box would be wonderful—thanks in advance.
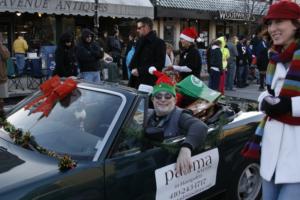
[228,159,262,200]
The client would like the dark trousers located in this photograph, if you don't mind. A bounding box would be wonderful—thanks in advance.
[209,69,221,91]
[237,65,248,87]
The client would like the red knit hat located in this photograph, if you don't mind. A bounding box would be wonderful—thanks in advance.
[149,67,176,96]
[264,1,300,22]
[180,27,198,43]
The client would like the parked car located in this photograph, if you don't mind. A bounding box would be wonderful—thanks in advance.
[0,80,263,200]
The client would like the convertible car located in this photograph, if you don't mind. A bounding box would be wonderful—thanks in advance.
[0,79,263,200]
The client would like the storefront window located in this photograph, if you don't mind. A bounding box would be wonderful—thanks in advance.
[14,14,56,53]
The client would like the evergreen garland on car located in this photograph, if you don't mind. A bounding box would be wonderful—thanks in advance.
[0,117,76,171]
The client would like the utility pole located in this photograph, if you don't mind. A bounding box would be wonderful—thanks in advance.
[94,0,99,39]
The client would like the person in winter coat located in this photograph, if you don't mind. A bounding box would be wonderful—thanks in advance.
[76,28,104,83]
[225,34,238,91]
[236,35,250,88]
[129,17,166,88]
[177,27,202,80]
[0,33,10,118]
[53,31,78,77]
[255,1,300,199]
[255,31,270,91]
[216,36,230,94]
[208,40,223,91]
[107,27,122,68]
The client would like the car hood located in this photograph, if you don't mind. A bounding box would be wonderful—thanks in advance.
[0,130,59,193]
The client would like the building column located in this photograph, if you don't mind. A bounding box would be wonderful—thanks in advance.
[174,20,181,50]
[209,20,216,43]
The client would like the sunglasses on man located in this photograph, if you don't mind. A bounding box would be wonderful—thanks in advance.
[154,92,173,100]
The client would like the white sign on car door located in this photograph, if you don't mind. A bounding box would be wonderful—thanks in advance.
[155,148,219,200]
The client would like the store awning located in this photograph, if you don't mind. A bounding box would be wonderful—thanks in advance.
[0,0,154,19]
[154,0,267,16]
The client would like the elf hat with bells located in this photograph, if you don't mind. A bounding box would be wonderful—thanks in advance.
[149,66,176,97]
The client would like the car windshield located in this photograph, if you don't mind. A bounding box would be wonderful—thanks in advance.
[6,88,123,160]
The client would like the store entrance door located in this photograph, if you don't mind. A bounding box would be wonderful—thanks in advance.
[0,23,12,52]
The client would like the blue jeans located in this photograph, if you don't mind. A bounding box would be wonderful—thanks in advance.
[80,71,101,84]
[15,53,25,75]
[262,178,300,200]
[225,62,236,90]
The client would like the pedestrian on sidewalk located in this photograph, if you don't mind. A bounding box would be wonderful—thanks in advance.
[13,33,28,75]
[256,1,300,200]
[76,28,104,83]
[53,31,78,77]
[128,17,166,89]
[236,35,250,88]
[176,27,202,80]
[0,33,10,118]
[225,34,238,91]
[255,30,270,91]
[208,40,223,91]
[216,36,230,94]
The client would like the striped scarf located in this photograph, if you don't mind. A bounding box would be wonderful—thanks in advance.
[256,40,300,136]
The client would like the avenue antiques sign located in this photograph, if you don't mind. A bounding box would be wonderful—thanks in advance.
[0,0,154,18]
[218,11,254,21]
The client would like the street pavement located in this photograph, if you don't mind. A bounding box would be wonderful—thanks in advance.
[224,83,261,101]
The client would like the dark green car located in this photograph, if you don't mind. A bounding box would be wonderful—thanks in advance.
[0,81,263,200]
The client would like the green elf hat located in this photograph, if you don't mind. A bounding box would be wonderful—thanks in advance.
[149,66,176,97]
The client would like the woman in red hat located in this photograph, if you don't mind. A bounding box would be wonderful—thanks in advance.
[256,1,300,199]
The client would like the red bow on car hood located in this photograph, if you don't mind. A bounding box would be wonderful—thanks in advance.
[24,75,77,116]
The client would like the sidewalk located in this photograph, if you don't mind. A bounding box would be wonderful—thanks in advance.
[224,83,261,101]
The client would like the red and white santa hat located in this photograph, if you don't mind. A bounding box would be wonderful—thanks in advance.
[180,27,198,43]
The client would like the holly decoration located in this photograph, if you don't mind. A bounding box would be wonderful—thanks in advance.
[0,117,76,171]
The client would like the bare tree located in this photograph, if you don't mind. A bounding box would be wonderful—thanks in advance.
[242,0,270,34]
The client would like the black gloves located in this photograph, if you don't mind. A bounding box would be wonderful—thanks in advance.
[262,96,292,117]
[266,85,275,96]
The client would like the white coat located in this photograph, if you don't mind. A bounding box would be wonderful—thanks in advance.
[258,62,300,184]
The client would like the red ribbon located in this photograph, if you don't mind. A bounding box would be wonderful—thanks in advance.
[25,76,77,116]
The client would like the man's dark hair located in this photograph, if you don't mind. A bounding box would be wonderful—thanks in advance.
[137,17,153,29]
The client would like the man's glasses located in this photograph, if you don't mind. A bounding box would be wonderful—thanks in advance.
[154,92,173,100]
[137,25,145,30]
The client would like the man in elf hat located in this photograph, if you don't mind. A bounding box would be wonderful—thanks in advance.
[146,67,207,174]
[169,27,202,80]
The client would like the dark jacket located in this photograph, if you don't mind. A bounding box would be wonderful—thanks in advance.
[129,31,166,88]
[76,29,104,72]
[179,44,202,79]
[107,35,122,58]
[237,42,249,67]
[255,39,269,71]
[146,107,207,150]
[209,45,223,72]
[53,32,78,77]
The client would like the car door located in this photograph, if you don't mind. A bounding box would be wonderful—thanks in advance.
[103,97,225,200]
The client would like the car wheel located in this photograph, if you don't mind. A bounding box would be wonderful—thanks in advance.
[229,160,262,200]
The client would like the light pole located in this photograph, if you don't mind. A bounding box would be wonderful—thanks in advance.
[94,0,99,38]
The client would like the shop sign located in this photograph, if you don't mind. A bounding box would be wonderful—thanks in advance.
[0,0,108,16]
[219,11,254,21]
[155,148,219,200]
